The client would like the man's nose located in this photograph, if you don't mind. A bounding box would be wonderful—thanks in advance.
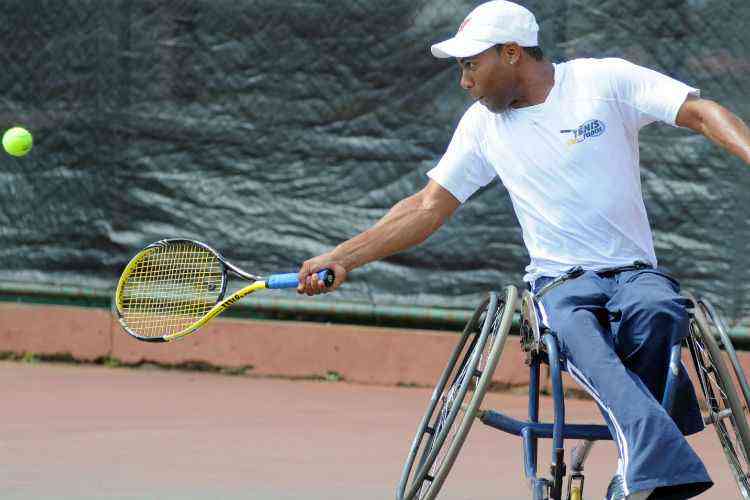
[460,71,474,90]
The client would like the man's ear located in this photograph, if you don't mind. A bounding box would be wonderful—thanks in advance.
[504,43,520,65]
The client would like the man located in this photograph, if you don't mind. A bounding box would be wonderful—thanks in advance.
[297,1,750,498]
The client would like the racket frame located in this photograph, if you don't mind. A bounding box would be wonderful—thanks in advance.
[114,238,267,343]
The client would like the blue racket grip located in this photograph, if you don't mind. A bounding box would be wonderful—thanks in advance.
[266,269,335,289]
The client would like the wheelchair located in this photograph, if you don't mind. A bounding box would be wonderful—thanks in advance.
[396,285,750,500]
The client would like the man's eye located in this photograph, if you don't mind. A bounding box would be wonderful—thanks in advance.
[458,61,477,73]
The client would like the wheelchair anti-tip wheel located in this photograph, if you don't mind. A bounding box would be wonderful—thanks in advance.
[396,285,517,500]
[685,292,750,499]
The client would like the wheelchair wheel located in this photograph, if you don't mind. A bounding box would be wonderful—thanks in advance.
[396,285,517,500]
[700,299,750,412]
[686,293,750,498]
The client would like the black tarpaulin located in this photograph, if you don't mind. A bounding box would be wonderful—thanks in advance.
[0,0,748,324]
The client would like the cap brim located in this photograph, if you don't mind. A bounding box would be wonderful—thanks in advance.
[430,37,495,59]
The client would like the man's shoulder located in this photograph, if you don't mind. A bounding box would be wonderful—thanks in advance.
[456,101,492,132]
[463,100,490,119]
[557,57,638,99]
[561,57,635,76]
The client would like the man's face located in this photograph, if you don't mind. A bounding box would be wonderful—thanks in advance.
[457,46,517,113]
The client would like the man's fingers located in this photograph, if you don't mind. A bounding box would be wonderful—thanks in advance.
[297,260,343,295]
[313,274,326,294]
[297,261,319,294]
[297,262,310,293]
[304,274,315,296]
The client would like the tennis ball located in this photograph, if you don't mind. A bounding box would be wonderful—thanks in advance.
[2,127,33,157]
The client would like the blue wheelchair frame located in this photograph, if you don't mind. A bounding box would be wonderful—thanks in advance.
[479,292,681,499]
[479,289,685,499]
[397,287,750,500]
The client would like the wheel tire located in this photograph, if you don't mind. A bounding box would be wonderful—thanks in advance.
[686,292,750,499]
[397,286,517,500]
[701,299,750,413]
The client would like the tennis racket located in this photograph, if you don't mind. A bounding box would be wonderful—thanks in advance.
[113,238,333,342]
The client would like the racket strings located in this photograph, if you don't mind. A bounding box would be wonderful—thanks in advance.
[119,242,224,338]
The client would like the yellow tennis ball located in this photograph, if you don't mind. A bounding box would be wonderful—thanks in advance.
[2,127,33,157]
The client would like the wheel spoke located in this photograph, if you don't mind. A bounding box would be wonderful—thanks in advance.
[688,306,750,500]
[424,301,506,498]
[399,288,517,500]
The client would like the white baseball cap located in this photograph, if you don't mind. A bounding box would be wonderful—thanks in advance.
[431,1,539,59]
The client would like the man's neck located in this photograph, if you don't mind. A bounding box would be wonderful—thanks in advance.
[510,60,555,109]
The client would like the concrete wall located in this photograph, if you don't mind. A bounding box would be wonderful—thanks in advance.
[2,303,749,397]
[0,303,530,387]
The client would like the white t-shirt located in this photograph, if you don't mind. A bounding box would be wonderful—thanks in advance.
[427,58,699,282]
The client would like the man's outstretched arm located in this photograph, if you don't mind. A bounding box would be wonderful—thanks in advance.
[676,96,750,165]
[297,179,460,295]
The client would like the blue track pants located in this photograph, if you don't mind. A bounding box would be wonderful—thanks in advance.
[532,267,712,499]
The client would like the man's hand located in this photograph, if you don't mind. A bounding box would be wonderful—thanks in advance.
[297,255,348,296]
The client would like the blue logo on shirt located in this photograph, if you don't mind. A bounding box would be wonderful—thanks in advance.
[560,119,606,145]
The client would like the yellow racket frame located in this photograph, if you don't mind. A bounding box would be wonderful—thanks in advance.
[114,239,331,342]
[114,241,267,342]
[159,280,267,342]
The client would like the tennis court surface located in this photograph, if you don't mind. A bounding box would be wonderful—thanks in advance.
[0,361,739,499]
